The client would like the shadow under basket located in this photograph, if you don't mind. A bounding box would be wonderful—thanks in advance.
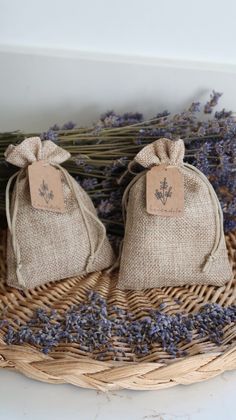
[0,230,235,392]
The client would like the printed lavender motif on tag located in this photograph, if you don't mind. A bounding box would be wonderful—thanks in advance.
[155,177,172,205]
[38,180,54,204]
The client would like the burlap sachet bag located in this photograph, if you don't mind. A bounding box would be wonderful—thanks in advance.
[5,137,114,290]
[117,138,233,289]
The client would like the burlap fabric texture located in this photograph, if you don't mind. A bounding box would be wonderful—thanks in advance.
[117,138,233,289]
[5,137,114,290]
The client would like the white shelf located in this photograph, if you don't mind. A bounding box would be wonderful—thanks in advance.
[0,369,235,420]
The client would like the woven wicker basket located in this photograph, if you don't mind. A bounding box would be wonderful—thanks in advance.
[0,230,235,391]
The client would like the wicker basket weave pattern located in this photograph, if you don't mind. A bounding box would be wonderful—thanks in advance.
[0,231,235,391]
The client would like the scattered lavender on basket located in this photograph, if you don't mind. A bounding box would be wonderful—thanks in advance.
[1,291,235,359]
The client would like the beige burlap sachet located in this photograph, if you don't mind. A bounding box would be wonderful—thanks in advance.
[117,138,233,289]
[5,137,114,290]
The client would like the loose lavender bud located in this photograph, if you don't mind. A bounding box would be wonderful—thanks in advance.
[1,291,235,360]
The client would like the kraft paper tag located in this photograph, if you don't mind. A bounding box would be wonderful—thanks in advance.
[28,161,65,213]
[146,164,184,217]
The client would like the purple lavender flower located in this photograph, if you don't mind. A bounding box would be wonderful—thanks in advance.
[80,178,98,190]
[224,219,236,231]
[84,165,94,173]
[188,102,201,113]
[62,121,76,130]
[204,91,223,114]
[97,199,115,216]
[227,197,236,216]
[201,141,212,154]
[98,111,143,128]
[40,130,58,142]
[215,109,232,120]
[209,120,221,134]
[101,179,113,188]
[197,126,206,137]
[122,112,143,125]
[156,110,170,118]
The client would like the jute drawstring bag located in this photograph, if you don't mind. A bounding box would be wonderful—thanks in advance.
[117,138,233,289]
[5,137,114,290]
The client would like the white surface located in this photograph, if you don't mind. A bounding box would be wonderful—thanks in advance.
[0,369,235,420]
[1,0,236,65]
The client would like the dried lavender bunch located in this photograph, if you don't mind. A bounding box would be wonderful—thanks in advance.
[1,291,235,360]
[0,91,235,243]
[75,94,235,240]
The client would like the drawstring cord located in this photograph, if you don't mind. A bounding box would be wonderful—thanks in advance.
[117,160,141,185]
[183,163,224,273]
[6,169,26,287]
[5,163,107,286]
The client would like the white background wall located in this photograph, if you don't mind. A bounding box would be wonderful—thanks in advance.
[1,0,236,64]
[0,0,236,131]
